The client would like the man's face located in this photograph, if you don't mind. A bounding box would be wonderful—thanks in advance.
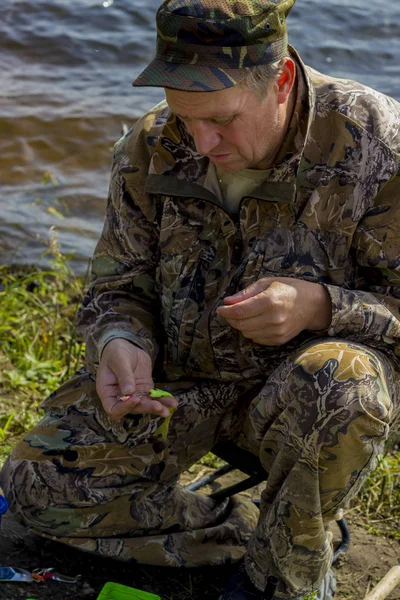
[165,82,283,172]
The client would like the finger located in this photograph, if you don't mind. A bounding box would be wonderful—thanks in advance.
[109,396,178,420]
[96,369,130,416]
[217,292,272,320]
[156,396,178,409]
[107,395,142,420]
[225,311,285,332]
[135,382,154,396]
[108,353,137,396]
[218,280,291,321]
[121,395,178,410]
[222,278,273,305]
[128,398,174,418]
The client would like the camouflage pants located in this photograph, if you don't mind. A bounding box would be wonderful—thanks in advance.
[1,339,398,598]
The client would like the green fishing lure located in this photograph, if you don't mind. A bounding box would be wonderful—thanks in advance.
[149,388,176,441]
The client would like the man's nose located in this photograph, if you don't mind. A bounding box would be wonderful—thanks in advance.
[191,121,221,156]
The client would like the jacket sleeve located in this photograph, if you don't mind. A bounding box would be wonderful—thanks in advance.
[76,112,161,374]
[323,169,400,362]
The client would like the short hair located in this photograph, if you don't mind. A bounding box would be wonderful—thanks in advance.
[241,57,289,98]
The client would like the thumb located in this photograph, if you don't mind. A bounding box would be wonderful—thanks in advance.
[109,354,136,395]
[223,278,272,305]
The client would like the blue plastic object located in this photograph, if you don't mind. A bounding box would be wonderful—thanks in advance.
[0,566,33,582]
[0,493,8,527]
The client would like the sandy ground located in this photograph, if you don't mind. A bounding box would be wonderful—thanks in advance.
[0,466,399,600]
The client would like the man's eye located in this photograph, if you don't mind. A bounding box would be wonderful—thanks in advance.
[214,117,234,126]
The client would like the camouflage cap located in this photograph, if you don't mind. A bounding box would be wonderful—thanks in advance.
[132,0,295,92]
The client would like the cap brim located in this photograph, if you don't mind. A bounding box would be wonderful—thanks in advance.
[132,58,249,92]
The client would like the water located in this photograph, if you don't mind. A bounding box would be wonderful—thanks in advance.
[1,0,399,273]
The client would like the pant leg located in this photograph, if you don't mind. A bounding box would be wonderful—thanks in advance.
[239,339,399,598]
[0,368,259,566]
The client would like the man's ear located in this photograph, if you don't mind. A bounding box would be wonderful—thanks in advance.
[277,57,296,104]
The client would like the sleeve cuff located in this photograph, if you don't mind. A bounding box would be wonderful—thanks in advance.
[322,284,372,337]
[98,330,154,361]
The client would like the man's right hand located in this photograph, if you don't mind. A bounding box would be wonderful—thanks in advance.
[96,339,177,420]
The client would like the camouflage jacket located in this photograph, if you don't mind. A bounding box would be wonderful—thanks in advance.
[77,50,400,382]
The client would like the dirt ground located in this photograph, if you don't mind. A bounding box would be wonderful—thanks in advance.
[0,465,399,600]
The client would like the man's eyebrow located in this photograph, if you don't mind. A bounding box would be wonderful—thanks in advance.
[174,112,233,121]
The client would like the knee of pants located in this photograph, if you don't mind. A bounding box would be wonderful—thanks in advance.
[243,343,393,470]
[1,451,142,537]
[290,339,392,434]
[1,452,55,516]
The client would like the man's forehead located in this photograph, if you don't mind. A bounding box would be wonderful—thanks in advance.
[165,86,245,119]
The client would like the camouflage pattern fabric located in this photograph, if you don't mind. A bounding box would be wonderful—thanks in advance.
[2,339,398,598]
[80,49,400,383]
[2,47,400,598]
[132,0,295,91]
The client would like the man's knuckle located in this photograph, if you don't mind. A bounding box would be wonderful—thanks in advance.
[233,306,244,318]
[262,295,275,310]
[275,314,286,326]
[258,277,269,288]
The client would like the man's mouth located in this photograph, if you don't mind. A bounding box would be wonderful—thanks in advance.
[209,153,231,161]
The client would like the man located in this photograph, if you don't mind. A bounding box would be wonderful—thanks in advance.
[1,0,400,599]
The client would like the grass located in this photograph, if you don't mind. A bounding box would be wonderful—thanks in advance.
[0,236,85,465]
[353,445,400,539]
[0,240,399,546]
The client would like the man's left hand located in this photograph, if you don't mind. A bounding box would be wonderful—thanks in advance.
[216,277,332,346]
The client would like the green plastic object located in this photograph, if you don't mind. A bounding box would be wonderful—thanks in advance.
[150,388,176,441]
[149,388,173,399]
[96,582,161,600]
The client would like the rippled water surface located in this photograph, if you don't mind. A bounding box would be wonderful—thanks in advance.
[1,0,399,272]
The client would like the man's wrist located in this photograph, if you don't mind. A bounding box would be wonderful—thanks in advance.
[308,284,332,331]
[98,331,149,361]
